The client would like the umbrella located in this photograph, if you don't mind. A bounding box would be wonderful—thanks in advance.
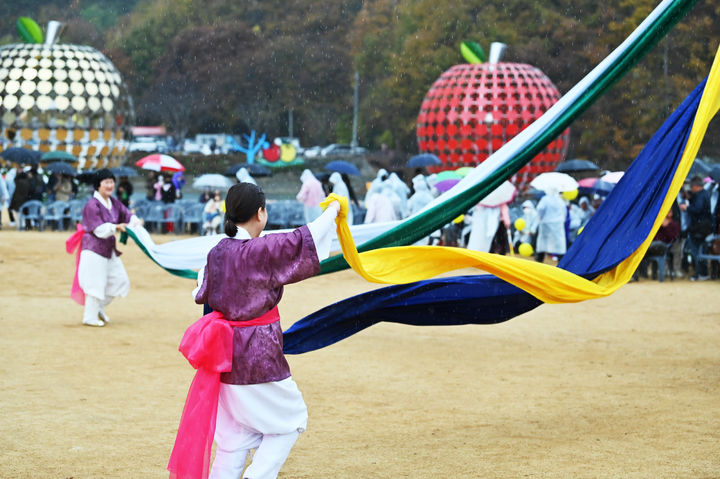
[225,163,272,177]
[554,158,599,172]
[479,181,517,207]
[709,165,720,183]
[41,150,77,163]
[577,177,598,188]
[689,158,711,177]
[136,154,185,172]
[192,173,234,190]
[1,147,40,165]
[325,160,360,176]
[530,172,579,192]
[44,162,77,176]
[111,166,138,177]
[433,179,461,193]
[406,153,442,168]
[600,171,624,184]
[436,170,462,181]
[455,167,475,177]
[593,180,616,196]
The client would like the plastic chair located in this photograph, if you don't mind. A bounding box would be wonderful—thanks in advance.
[645,240,676,282]
[69,199,86,225]
[17,200,44,231]
[143,203,166,233]
[182,203,206,235]
[266,202,288,230]
[157,204,183,234]
[44,201,70,231]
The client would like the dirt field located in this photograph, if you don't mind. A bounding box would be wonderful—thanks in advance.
[0,228,718,478]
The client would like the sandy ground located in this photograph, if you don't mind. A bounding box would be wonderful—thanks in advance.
[0,227,718,479]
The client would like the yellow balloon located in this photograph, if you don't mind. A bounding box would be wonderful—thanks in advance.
[518,242,534,257]
[562,189,578,201]
[514,218,526,231]
[453,214,465,224]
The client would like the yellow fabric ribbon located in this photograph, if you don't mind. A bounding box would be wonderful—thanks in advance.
[321,46,720,304]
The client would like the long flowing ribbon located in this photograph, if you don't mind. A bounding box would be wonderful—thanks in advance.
[168,307,280,479]
[283,47,720,354]
[65,224,85,306]
[324,46,720,301]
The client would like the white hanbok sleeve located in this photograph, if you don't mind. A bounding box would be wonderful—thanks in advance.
[93,223,117,238]
[307,205,339,260]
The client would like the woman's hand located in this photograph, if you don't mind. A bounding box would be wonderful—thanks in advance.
[116,223,128,232]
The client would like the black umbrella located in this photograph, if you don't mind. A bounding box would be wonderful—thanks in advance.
[709,165,720,183]
[554,158,599,172]
[44,161,77,176]
[325,160,360,176]
[1,147,40,165]
[111,166,139,177]
[406,153,442,168]
[225,163,272,177]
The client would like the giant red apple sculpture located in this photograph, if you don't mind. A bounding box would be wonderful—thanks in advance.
[416,43,569,190]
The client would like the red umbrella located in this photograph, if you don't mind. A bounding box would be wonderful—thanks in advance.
[136,154,185,172]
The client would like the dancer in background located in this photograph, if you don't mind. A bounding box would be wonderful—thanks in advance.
[75,169,141,327]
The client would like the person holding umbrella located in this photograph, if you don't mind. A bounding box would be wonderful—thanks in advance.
[73,169,142,327]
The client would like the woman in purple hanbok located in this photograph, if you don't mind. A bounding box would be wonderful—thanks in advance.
[76,169,141,327]
[168,183,340,479]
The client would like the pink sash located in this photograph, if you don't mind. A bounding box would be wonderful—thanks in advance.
[167,307,280,479]
[65,224,85,305]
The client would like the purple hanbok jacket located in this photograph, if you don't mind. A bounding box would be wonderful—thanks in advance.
[195,226,320,385]
[81,195,132,258]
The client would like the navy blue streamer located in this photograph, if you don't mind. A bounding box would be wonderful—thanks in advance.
[283,79,705,355]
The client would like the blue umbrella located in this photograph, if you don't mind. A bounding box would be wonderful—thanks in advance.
[44,161,77,176]
[1,147,40,165]
[407,153,442,168]
[554,158,599,172]
[111,166,139,177]
[325,160,360,176]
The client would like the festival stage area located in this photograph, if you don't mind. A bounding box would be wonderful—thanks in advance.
[0,230,718,478]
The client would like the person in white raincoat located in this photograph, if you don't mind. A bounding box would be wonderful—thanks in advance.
[364,168,388,204]
[235,167,257,185]
[512,200,538,248]
[535,187,568,261]
[364,183,398,224]
[466,203,510,252]
[387,172,410,219]
[407,175,434,216]
[329,172,354,225]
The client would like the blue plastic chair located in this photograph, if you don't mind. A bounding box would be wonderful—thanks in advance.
[17,200,45,231]
[182,203,206,235]
[69,199,86,225]
[157,204,183,234]
[44,201,70,231]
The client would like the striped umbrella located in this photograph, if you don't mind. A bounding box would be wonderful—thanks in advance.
[136,154,185,172]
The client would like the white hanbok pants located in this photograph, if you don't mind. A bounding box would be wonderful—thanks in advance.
[78,250,130,322]
[209,377,308,479]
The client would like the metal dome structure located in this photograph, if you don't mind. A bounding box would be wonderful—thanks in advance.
[0,22,133,170]
[416,44,569,190]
